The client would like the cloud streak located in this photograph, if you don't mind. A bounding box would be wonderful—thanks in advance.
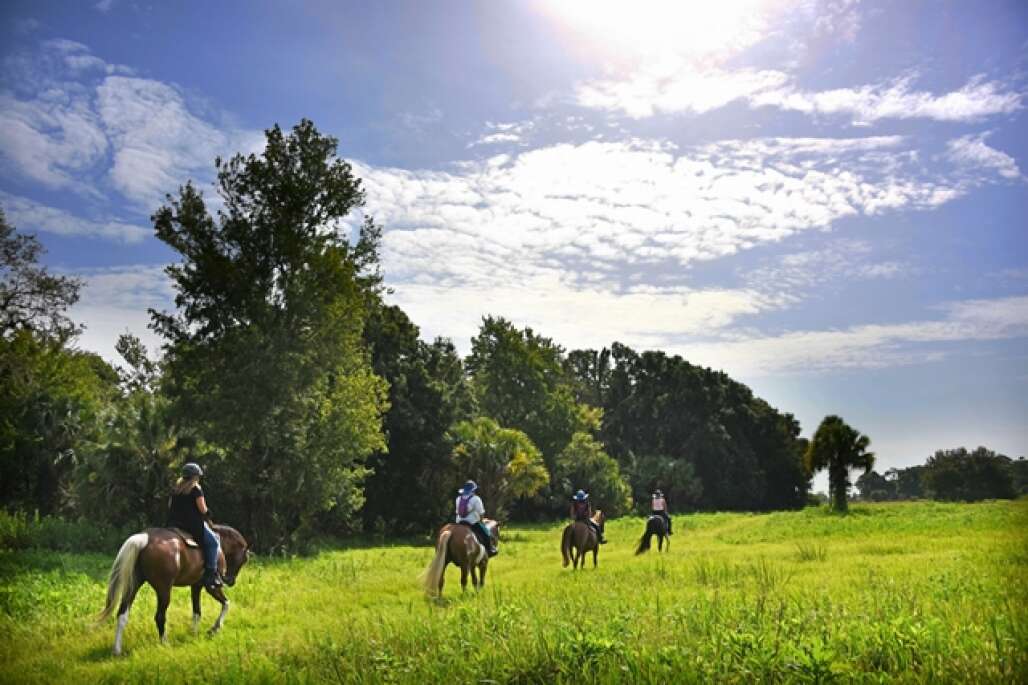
[1,192,149,243]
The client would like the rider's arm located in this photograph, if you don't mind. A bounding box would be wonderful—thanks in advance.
[196,495,209,515]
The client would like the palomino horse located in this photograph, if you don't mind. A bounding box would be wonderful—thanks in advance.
[98,524,250,655]
[635,514,670,555]
[422,519,499,598]
[561,510,605,569]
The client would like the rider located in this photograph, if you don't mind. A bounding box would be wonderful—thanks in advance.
[455,480,497,557]
[167,463,222,590]
[570,489,606,544]
[651,489,672,535]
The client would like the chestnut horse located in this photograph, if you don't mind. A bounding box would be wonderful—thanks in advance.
[422,519,499,598]
[98,524,250,655]
[561,510,605,569]
[635,514,670,555]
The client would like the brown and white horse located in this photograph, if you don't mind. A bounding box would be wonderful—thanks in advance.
[561,510,605,569]
[422,519,499,598]
[98,524,249,655]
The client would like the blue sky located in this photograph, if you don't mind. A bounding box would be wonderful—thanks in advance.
[2,0,1026,482]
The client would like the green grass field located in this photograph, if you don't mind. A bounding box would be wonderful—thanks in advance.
[1,500,1026,684]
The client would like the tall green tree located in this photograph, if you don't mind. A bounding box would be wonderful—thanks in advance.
[150,120,388,550]
[361,303,474,533]
[450,417,549,520]
[0,207,114,514]
[592,343,809,511]
[69,334,186,528]
[804,415,874,512]
[0,207,82,342]
[466,316,592,467]
[551,432,632,517]
[922,447,1016,502]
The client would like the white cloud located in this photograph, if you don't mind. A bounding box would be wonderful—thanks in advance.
[946,133,1021,180]
[577,62,789,118]
[0,91,108,192]
[577,65,1022,123]
[680,295,1028,376]
[742,240,909,294]
[468,120,536,148]
[0,40,260,210]
[346,133,1016,360]
[1,192,148,243]
[754,75,1023,125]
[97,75,247,208]
[70,264,173,362]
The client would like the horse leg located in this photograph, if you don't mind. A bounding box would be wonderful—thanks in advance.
[191,584,202,633]
[470,565,479,591]
[592,546,598,568]
[460,565,469,593]
[204,585,230,635]
[479,562,488,589]
[112,577,142,656]
[153,583,171,645]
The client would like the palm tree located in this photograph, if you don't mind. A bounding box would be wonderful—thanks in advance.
[804,415,874,512]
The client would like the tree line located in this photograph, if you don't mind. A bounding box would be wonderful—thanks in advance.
[1,121,1021,551]
[856,447,1027,503]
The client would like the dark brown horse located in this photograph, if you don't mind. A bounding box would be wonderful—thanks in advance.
[422,519,499,598]
[561,510,605,569]
[99,524,250,655]
[635,514,670,554]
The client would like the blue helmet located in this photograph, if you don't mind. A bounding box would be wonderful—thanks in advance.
[182,462,203,478]
[459,480,478,496]
[573,489,588,501]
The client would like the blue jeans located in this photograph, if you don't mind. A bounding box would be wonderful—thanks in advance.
[201,524,221,572]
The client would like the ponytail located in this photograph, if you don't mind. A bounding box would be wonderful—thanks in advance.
[173,475,199,495]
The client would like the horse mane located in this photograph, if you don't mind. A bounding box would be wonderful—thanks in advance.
[211,524,247,549]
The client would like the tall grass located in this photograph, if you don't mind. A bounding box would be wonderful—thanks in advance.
[1,500,1025,683]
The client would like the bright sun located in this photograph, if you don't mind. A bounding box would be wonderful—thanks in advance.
[541,0,780,63]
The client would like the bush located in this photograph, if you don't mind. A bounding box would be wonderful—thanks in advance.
[0,510,131,553]
[550,432,632,517]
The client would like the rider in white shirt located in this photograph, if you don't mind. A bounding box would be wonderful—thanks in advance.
[455,480,497,556]
[651,489,672,535]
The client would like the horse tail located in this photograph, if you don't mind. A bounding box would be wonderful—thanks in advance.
[635,530,652,555]
[98,532,148,621]
[422,530,451,597]
[561,525,572,567]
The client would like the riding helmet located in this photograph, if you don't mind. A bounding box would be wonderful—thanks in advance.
[459,480,478,495]
[182,462,203,478]
[573,489,588,501]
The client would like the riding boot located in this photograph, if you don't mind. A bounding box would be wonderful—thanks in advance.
[202,567,223,590]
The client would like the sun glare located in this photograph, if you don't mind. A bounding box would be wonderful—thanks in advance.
[542,0,779,63]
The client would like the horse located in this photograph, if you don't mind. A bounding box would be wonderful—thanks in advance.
[561,510,605,569]
[635,514,670,555]
[422,519,499,598]
[98,524,250,655]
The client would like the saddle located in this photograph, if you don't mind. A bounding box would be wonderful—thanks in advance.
[168,527,200,548]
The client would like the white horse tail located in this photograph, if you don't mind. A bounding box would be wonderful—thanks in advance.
[98,532,148,621]
[422,530,451,597]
